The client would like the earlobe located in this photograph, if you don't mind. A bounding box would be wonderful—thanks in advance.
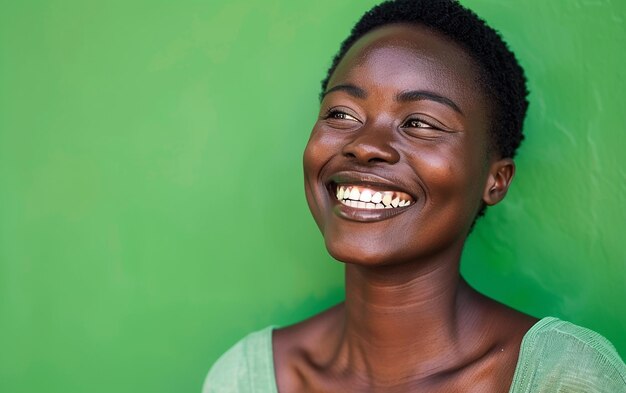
[483,158,515,206]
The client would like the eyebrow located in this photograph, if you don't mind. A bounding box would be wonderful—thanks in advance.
[322,84,367,99]
[322,83,463,115]
[396,90,463,115]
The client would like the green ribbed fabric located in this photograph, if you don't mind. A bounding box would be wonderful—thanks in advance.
[204,326,278,393]
[509,318,626,392]
[203,318,626,392]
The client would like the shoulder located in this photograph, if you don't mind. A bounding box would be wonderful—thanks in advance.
[510,317,626,392]
[272,304,344,391]
[202,326,277,393]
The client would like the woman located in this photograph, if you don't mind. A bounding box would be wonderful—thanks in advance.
[204,0,626,391]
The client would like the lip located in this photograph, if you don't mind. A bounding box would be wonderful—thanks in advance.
[325,171,417,222]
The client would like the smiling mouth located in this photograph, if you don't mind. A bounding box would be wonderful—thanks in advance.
[332,183,415,210]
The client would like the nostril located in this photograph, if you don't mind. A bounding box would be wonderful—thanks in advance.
[341,130,400,165]
[342,143,400,165]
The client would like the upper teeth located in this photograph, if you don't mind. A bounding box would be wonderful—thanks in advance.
[335,185,413,209]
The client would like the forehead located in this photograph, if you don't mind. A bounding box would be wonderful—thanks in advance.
[327,24,486,113]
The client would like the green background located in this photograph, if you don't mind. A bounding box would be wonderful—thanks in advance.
[1,1,624,391]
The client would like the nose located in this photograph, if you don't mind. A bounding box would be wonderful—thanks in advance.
[341,125,400,165]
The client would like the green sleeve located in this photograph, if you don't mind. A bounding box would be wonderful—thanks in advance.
[510,318,626,393]
[202,326,277,393]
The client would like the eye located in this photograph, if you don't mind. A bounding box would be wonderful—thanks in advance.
[325,109,360,122]
[321,108,363,130]
[400,115,451,139]
[402,118,435,129]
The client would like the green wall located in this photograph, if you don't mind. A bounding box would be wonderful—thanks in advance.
[1,1,624,392]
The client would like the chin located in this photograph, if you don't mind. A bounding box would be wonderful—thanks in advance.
[323,230,403,267]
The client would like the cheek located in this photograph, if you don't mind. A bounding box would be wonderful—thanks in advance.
[303,127,345,182]
[303,130,323,176]
[413,141,487,219]
[304,127,336,160]
[303,127,337,229]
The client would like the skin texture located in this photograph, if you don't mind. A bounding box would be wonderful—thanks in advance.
[274,24,537,392]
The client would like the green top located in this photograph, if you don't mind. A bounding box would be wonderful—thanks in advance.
[203,317,626,392]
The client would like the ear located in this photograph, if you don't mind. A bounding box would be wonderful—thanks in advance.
[482,158,515,206]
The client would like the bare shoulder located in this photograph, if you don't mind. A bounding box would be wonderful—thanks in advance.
[274,302,344,343]
[465,286,539,359]
[458,290,539,391]
[272,303,344,391]
[477,293,538,341]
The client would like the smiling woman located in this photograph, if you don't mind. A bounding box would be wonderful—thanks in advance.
[202,0,626,392]
[304,23,502,267]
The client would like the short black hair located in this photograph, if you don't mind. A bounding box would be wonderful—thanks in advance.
[320,0,529,160]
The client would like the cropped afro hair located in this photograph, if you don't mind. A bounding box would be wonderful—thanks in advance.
[320,0,529,160]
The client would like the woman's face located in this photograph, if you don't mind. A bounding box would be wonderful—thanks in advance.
[304,24,512,266]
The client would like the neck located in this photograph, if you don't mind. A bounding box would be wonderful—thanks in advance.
[333,249,481,385]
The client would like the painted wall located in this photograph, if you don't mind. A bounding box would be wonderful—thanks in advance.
[1,1,624,392]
